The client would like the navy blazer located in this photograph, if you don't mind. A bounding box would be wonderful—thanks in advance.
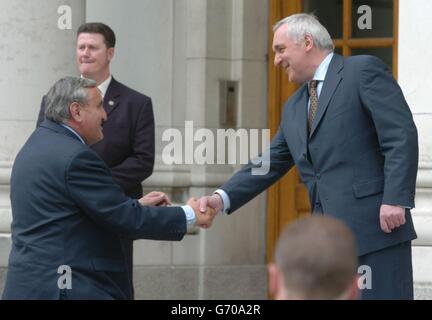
[37,77,156,297]
[2,120,185,299]
[220,54,418,256]
[37,77,155,199]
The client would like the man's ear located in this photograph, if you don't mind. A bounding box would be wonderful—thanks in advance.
[69,102,82,122]
[345,275,361,300]
[268,263,282,300]
[304,34,314,51]
[107,47,115,62]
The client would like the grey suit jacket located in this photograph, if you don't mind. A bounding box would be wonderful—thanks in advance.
[220,54,418,255]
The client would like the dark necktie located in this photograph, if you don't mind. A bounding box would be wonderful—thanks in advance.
[308,80,318,130]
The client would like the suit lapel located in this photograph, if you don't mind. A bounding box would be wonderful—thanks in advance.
[295,84,309,157]
[309,54,344,138]
[104,77,121,116]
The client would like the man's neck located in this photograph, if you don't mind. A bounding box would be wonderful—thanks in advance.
[307,50,332,82]
[62,122,86,144]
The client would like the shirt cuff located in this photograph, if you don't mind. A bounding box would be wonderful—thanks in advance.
[397,205,412,209]
[182,205,196,226]
[214,189,230,214]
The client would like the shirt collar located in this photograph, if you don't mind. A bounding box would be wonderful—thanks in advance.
[312,52,334,82]
[60,123,85,144]
[98,75,112,98]
[80,74,112,98]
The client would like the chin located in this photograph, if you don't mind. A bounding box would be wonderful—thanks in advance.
[288,76,301,84]
[88,138,102,146]
[79,67,94,77]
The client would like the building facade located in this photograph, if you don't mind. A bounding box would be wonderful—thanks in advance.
[0,0,430,299]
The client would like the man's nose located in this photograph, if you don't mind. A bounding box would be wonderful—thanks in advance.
[274,54,281,67]
[82,47,90,57]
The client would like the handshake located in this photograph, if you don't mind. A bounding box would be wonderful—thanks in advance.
[138,191,225,229]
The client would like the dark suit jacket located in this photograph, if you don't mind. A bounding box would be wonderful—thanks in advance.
[37,77,155,199]
[220,54,418,256]
[37,77,155,296]
[2,120,185,299]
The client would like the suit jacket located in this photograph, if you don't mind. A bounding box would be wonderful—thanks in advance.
[2,120,185,300]
[37,77,155,199]
[220,54,418,256]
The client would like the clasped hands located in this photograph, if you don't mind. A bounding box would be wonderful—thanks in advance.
[138,192,224,229]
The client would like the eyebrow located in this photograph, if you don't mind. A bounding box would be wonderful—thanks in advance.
[78,44,98,48]
[273,44,285,51]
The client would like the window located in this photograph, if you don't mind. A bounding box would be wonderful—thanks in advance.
[303,0,397,76]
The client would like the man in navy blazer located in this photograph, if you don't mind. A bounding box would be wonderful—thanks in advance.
[3,77,215,299]
[37,23,154,296]
[199,14,418,299]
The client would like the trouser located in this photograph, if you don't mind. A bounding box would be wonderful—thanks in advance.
[358,241,413,300]
[120,237,134,299]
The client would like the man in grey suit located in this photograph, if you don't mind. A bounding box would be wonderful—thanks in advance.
[198,13,418,299]
[3,77,215,299]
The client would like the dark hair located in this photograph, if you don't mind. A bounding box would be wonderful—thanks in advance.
[77,22,116,48]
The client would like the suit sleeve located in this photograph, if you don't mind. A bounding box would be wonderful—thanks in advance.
[220,127,295,213]
[360,56,418,208]
[110,97,155,190]
[65,148,185,241]
[36,96,46,127]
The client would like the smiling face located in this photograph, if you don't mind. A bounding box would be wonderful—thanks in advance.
[76,33,114,84]
[73,87,107,145]
[272,24,312,84]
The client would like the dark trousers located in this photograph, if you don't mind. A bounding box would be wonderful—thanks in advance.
[120,237,134,299]
[358,241,413,300]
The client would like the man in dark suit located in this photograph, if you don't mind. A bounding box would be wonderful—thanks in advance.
[198,14,418,299]
[3,77,214,299]
[37,23,154,296]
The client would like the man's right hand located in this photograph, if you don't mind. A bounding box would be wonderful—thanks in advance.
[187,197,217,229]
[198,194,224,215]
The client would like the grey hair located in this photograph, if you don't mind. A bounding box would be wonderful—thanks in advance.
[273,13,334,52]
[44,76,97,123]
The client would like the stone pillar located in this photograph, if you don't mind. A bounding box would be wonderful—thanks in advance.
[399,0,432,299]
[0,0,85,233]
[86,0,268,299]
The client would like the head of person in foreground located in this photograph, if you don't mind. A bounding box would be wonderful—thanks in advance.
[268,215,359,300]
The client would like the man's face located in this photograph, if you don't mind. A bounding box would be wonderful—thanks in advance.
[76,33,114,79]
[79,87,107,145]
[272,24,310,84]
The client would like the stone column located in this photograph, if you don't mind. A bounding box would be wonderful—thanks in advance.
[399,0,432,298]
[0,0,85,231]
[85,0,268,299]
